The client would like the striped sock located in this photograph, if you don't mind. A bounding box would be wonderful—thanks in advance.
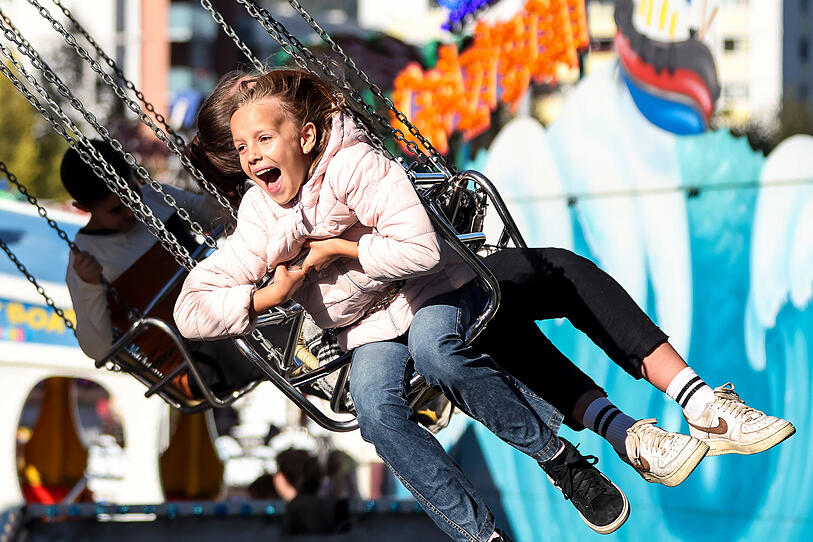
[583,397,636,456]
[666,367,716,418]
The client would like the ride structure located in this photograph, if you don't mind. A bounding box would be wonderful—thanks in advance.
[0,0,528,445]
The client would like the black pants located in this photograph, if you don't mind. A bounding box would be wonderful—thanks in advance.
[472,248,668,430]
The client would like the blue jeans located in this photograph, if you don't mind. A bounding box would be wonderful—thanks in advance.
[349,282,563,542]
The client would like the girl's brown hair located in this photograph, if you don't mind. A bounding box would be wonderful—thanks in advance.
[188,69,342,207]
[187,70,253,207]
[232,69,342,171]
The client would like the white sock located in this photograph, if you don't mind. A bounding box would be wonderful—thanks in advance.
[665,367,716,418]
[583,397,636,456]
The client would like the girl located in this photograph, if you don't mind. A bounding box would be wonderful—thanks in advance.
[184,70,793,488]
[174,69,628,541]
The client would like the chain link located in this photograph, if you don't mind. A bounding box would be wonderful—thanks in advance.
[0,42,193,277]
[226,0,450,176]
[235,1,400,162]
[0,159,138,317]
[18,0,238,224]
[48,0,186,150]
[284,0,454,176]
[0,236,77,335]
[1,2,327,366]
[199,0,265,72]
[200,1,393,166]
[0,162,78,252]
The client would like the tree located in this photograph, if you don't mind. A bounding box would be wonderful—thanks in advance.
[0,67,69,201]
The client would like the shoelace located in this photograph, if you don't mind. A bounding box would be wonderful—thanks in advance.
[550,447,603,503]
[628,419,673,459]
[714,383,763,421]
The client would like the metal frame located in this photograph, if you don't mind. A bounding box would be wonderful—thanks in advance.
[0,3,530,433]
[176,168,528,433]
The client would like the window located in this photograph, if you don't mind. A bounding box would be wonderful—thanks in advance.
[723,37,748,52]
[590,37,614,52]
[801,37,810,63]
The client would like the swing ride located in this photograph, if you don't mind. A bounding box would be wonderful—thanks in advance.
[0,0,536,434]
[12,3,807,542]
[0,2,593,537]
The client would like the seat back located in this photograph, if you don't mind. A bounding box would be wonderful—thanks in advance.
[107,241,195,397]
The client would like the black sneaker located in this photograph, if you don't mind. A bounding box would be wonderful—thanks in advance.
[540,438,630,534]
[492,528,513,541]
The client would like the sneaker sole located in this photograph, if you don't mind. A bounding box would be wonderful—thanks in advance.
[639,441,709,487]
[704,421,796,456]
[545,473,630,534]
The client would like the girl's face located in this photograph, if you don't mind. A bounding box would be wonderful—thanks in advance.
[231,98,316,206]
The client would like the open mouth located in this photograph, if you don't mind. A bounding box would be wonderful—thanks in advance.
[256,167,282,193]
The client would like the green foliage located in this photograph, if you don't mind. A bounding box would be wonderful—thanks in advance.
[0,69,69,201]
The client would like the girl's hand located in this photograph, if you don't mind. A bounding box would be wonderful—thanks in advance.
[302,238,358,273]
[73,251,103,284]
[251,264,306,315]
[273,264,307,298]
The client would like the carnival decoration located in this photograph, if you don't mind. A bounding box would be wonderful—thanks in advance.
[614,0,720,134]
[393,0,589,155]
[437,0,502,32]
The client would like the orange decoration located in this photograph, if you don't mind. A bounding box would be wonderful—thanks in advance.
[392,0,589,155]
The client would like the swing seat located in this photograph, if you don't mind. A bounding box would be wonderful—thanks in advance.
[3,0,528,432]
[212,168,526,433]
[89,175,521,430]
[98,228,271,413]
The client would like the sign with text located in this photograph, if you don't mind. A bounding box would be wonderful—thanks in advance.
[0,297,77,347]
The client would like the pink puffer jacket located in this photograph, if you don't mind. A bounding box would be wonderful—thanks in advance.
[173,113,473,350]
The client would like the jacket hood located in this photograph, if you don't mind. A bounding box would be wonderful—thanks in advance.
[300,113,371,209]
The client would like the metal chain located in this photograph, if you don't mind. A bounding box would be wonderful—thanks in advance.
[0,3,317,364]
[18,0,238,223]
[0,62,282,362]
[0,22,194,272]
[202,0,393,166]
[237,1,396,159]
[196,2,322,364]
[232,0,438,173]
[284,0,454,176]
[0,160,138,317]
[0,236,77,335]
[48,0,186,150]
[201,1,447,360]
[20,0,236,226]
[251,327,284,364]
[0,161,78,252]
[12,4,289,363]
[198,0,265,72]
[0,43,192,275]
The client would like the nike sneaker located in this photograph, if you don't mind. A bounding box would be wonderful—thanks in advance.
[623,418,708,486]
[684,383,796,456]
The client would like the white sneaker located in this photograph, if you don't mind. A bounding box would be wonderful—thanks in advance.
[624,419,709,487]
[684,383,796,456]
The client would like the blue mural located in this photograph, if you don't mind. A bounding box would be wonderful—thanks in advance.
[440,60,813,541]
